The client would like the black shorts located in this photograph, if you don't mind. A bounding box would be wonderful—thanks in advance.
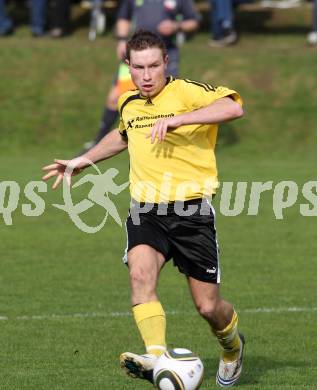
[123,198,220,284]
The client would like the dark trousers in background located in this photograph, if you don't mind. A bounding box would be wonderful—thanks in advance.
[209,0,254,40]
[313,0,317,31]
[209,0,234,39]
[0,0,47,34]
[0,0,12,33]
[50,0,71,32]
[31,0,47,34]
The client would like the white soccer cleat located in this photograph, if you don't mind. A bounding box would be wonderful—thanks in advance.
[120,352,157,383]
[216,334,245,387]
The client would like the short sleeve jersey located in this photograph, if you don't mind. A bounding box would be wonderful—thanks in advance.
[118,77,243,203]
[117,0,199,48]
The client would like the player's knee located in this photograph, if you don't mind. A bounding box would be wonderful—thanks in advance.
[129,267,151,289]
[196,300,218,321]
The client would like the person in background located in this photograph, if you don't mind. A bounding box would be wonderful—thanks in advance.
[82,0,199,152]
[208,0,238,47]
[0,0,47,37]
[208,0,254,48]
[50,0,71,38]
[307,0,317,45]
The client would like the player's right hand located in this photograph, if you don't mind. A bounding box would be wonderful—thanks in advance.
[146,115,184,143]
[42,158,84,190]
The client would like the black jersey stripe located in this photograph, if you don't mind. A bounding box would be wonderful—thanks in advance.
[205,83,216,92]
[166,75,175,85]
[185,79,216,92]
[189,79,216,92]
[184,79,216,92]
[120,93,142,116]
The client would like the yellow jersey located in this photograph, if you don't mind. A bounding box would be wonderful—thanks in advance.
[118,77,242,203]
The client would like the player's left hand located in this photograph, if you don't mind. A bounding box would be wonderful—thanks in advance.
[42,158,85,190]
[146,116,183,143]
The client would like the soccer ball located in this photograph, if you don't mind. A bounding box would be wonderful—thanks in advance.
[153,348,204,390]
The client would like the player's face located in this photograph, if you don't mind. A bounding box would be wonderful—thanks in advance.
[127,48,168,98]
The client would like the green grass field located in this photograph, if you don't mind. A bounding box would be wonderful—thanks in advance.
[0,5,317,389]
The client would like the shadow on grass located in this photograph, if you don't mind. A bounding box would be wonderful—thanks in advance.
[203,355,309,385]
[217,123,240,148]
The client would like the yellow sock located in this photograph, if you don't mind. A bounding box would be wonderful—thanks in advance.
[213,311,241,363]
[133,301,166,357]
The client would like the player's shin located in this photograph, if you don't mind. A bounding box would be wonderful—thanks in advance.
[133,301,167,357]
[212,310,241,363]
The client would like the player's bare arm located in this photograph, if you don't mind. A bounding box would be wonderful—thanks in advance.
[157,18,198,37]
[116,19,131,59]
[179,18,199,33]
[147,96,243,143]
[42,129,128,189]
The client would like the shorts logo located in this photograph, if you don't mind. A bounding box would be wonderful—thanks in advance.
[206,267,217,274]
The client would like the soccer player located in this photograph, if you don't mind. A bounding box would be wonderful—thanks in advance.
[43,30,245,387]
[82,0,199,150]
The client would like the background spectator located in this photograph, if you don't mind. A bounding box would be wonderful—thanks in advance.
[208,0,237,47]
[307,0,317,44]
[0,0,47,36]
[50,0,71,37]
[208,0,254,47]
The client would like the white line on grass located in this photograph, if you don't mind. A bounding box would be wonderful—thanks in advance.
[0,307,316,322]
